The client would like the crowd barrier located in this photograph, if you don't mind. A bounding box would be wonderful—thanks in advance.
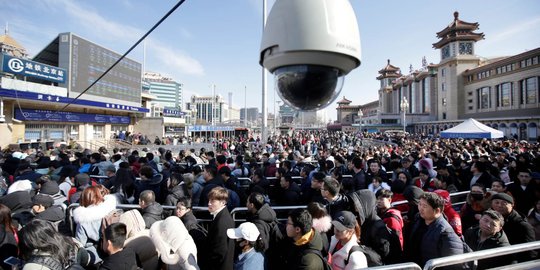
[423,241,540,270]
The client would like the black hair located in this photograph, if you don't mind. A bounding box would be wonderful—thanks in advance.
[204,165,218,178]
[177,196,192,209]
[20,219,77,264]
[146,152,154,161]
[216,155,227,165]
[376,188,393,199]
[288,208,312,235]
[105,222,127,249]
[140,166,154,179]
[420,192,445,212]
[247,192,266,210]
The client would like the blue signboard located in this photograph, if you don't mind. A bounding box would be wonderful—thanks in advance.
[0,88,149,113]
[14,109,131,124]
[187,125,235,132]
[1,54,67,83]
[163,108,186,117]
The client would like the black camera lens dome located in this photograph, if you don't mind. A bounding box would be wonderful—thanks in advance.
[275,65,344,111]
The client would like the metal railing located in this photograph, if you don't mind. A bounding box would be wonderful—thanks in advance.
[369,263,422,270]
[423,241,540,270]
[230,205,307,223]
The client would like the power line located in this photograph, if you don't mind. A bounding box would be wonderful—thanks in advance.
[57,0,187,112]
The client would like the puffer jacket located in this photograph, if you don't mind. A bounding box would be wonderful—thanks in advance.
[150,216,198,270]
[285,229,325,270]
[328,234,368,270]
[120,210,159,270]
[72,194,117,264]
[141,202,163,229]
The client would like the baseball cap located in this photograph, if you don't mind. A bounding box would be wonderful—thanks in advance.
[227,222,260,241]
[33,194,54,208]
[331,211,357,231]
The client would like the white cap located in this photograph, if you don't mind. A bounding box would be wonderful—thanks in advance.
[227,222,260,242]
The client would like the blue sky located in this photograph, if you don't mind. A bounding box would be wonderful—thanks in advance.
[1,0,539,120]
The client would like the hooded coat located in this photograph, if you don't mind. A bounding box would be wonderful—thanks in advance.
[72,194,117,264]
[119,210,159,270]
[349,189,395,263]
[141,202,164,229]
[150,216,199,270]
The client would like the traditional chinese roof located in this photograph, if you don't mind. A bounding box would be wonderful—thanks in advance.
[0,34,27,57]
[377,59,401,80]
[433,11,484,49]
[337,96,352,104]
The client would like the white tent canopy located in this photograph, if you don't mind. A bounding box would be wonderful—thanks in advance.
[441,118,504,139]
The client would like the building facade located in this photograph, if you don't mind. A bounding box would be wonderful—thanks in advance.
[187,94,226,124]
[336,12,540,140]
[143,72,183,109]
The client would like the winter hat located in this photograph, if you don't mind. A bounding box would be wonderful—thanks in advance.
[32,194,54,208]
[227,222,260,241]
[491,193,514,205]
[8,180,33,194]
[39,181,60,195]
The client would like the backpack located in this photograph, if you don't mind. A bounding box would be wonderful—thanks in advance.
[100,209,124,253]
[26,255,85,270]
[303,249,332,270]
[190,223,209,263]
[344,244,383,267]
[370,219,403,263]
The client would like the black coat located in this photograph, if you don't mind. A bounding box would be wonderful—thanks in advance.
[141,202,163,229]
[284,230,325,270]
[464,226,513,270]
[198,177,225,207]
[99,247,138,270]
[503,210,537,262]
[202,207,235,270]
[0,225,18,270]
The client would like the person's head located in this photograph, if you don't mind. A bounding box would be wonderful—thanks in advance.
[491,193,514,216]
[204,165,217,181]
[286,209,312,241]
[470,183,486,201]
[331,211,360,243]
[251,168,264,183]
[139,165,154,180]
[479,209,505,237]
[207,186,228,213]
[401,158,412,168]
[471,161,487,174]
[352,157,363,171]
[517,169,532,186]
[104,222,127,255]
[490,179,506,193]
[105,165,116,177]
[368,159,381,173]
[216,155,227,165]
[280,175,293,189]
[0,203,15,233]
[311,172,326,189]
[80,186,104,207]
[168,172,184,189]
[418,192,444,224]
[219,166,232,180]
[175,196,192,218]
[227,222,265,253]
[397,171,410,184]
[90,153,101,164]
[376,189,393,212]
[322,178,340,199]
[419,169,430,180]
[371,176,382,188]
[19,219,76,264]
[307,202,328,220]
[139,190,156,209]
[247,192,265,214]
[32,194,54,213]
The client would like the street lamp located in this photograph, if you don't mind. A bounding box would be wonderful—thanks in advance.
[400,96,409,132]
[358,108,363,132]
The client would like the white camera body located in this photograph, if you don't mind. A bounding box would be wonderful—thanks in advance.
[260,0,361,111]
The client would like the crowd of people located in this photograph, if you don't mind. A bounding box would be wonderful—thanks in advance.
[0,130,539,270]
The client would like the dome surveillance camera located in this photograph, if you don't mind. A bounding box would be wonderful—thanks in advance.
[260,0,361,111]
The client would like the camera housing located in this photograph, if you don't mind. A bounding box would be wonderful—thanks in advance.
[260,0,361,111]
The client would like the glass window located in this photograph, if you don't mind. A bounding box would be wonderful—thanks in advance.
[49,131,64,140]
[522,77,538,104]
[93,125,105,139]
[498,83,512,107]
[25,130,41,141]
[478,87,491,109]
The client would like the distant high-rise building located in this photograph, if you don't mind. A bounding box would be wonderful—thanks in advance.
[241,108,259,123]
[187,94,226,124]
[143,72,183,109]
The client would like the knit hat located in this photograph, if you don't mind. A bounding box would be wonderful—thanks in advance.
[32,194,54,208]
[227,222,260,241]
[331,211,357,231]
[39,181,60,195]
[491,193,514,205]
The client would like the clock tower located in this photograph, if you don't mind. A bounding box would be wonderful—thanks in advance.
[432,11,484,121]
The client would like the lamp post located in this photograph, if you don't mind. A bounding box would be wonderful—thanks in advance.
[400,96,409,133]
[358,108,363,132]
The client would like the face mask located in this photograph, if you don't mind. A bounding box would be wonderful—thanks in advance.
[471,193,484,201]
